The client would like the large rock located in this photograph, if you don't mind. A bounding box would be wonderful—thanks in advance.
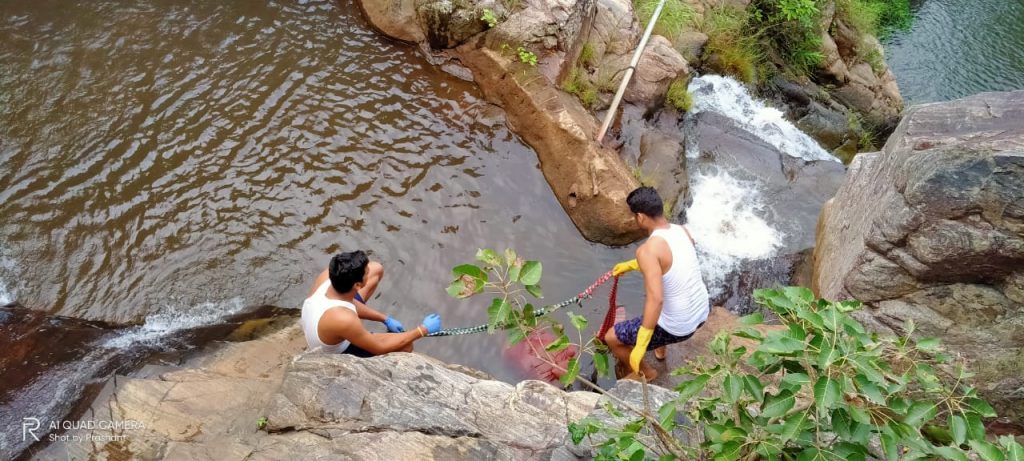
[625,35,688,107]
[812,90,1024,418]
[358,0,426,43]
[266,353,601,458]
[457,42,645,244]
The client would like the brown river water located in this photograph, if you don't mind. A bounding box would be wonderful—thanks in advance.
[0,0,637,384]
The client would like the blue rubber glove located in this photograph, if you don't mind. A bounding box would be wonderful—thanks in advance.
[383,316,405,333]
[421,313,442,335]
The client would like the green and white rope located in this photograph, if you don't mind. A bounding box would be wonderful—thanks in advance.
[427,271,616,337]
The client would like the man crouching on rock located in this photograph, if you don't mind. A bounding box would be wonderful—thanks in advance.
[605,187,710,381]
[301,250,441,356]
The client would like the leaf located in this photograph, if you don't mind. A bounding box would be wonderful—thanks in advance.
[658,403,677,429]
[932,446,970,461]
[820,306,842,332]
[545,333,570,352]
[508,263,522,284]
[593,351,609,377]
[966,413,986,442]
[916,337,940,352]
[446,279,467,298]
[504,248,518,266]
[525,284,543,298]
[761,389,795,419]
[523,304,537,327]
[567,421,587,444]
[732,326,763,340]
[879,431,898,461]
[781,372,811,391]
[475,248,501,266]
[452,263,486,281]
[738,312,763,325]
[903,401,938,428]
[853,374,887,406]
[779,411,809,443]
[1003,437,1024,461]
[743,374,764,400]
[814,376,842,410]
[487,298,510,332]
[559,357,580,385]
[507,327,526,345]
[519,260,542,285]
[568,312,588,331]
[676,374,710,400]
[797,446,825,461]
[969,439,1006,461]
[759,330,805,355]
[723,374,743,403]
[816,335,840,369]
[950,414,968,446]
[965,398,998,418]
[848,404,872,425]
[851,356,886,387]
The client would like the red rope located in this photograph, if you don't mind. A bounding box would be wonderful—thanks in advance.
[596,275,620,342]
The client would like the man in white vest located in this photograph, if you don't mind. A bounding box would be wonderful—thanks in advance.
[604,187,710,380]
[300,250,441,356]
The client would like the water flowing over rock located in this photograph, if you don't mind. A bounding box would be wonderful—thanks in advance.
[683,75,846,305]
[813,90,1024,418]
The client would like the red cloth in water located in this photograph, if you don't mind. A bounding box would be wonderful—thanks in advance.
[502,306,625,382]
[503,329,578,382]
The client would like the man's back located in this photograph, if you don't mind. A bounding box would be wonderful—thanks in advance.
[649,224,709,336]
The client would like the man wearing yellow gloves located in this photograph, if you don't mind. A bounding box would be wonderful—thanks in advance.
[603,187,710,380]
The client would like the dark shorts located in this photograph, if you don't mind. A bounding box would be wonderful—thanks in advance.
[613,317,703,350]
[343,342,375,358]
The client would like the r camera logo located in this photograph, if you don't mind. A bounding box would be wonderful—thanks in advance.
[22,417,40,442]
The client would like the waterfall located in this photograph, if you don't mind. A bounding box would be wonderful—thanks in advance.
[687,75,837,162]
[681,75,839,301]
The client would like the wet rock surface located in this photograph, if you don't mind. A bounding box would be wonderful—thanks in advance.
[813,90,1024,418]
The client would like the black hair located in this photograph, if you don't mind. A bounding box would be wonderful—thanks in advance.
[626,186,663,218]
[329,250,369,293]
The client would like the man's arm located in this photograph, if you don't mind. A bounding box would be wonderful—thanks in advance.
[637,243,665,330]
[353,298,387,322]
[326,309,422,355]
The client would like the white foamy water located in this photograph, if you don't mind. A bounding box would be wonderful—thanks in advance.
[102,297,247,348]
[688,75,837,162]
[686,170,783,297]
[0,251,15,305]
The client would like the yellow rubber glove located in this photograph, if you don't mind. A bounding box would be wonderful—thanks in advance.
[612,259,639,276]
[629,326,654,373]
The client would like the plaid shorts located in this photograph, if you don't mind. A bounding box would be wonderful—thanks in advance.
[613,317,702,350]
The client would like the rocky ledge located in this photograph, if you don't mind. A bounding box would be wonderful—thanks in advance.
[813,90,1024,419]
[32,313,727,461]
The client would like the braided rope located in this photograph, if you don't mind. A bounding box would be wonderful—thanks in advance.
[427,271,615,337]
[596,275,621,342]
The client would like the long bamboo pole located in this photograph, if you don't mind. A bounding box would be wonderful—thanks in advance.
[595,0,669,143]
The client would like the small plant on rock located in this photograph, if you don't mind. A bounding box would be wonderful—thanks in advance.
[563,67,599,109]
[517,47,538,66]
[579,42,596,69]
[480,8,498,29]
[665,78,693,112]
[256,416,268,430]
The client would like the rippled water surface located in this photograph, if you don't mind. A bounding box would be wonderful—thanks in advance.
[883,0,1024,104]
[0,0,635,380]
